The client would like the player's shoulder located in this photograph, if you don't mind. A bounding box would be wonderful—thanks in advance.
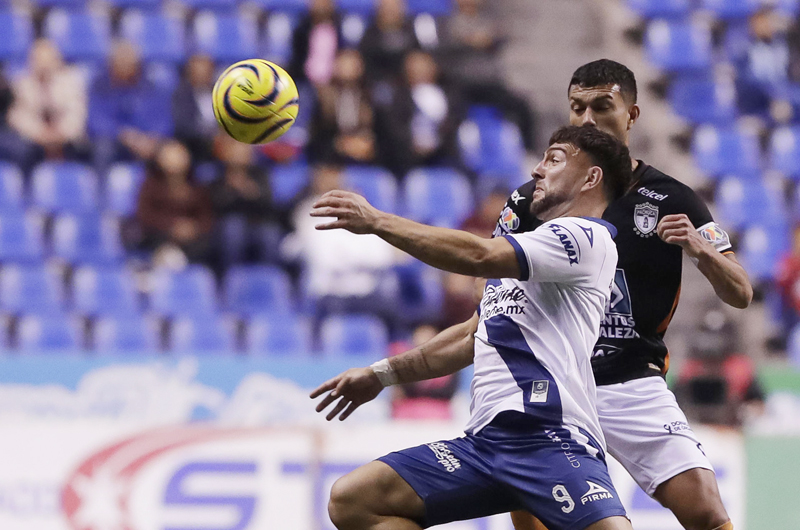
[633,161,702,203]
[539,217,616,255]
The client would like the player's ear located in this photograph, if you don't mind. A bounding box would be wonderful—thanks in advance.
[583,166,603,192]
[627,104,640,130]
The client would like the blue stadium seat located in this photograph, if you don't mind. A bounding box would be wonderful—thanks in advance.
[170,315,235,353]
[669,77,737,125]
[403,168,473,228]
[271,163,310,207]
[44,10,111,63]
[106,163,146,217]
[107,0,161,9]
[120,11,186,64]
[0,214,44,262]
[31,162,99,214]
[320,314,388,358]
[737,221,790,282]
[183,0,236,11]
[338,0,374,15]
[691,125,762,178]
[224,265,292,316]
[36,0,86,9]
[460,106,524,190]
[17,314,81,353]
[714,176,787,230]
[626,0,690,19]
[95,316,158,354]
[395,262,444,324]
[645,20,712,73]
[253,0,309,13]
[407,0,451,16]
[0,11,33,63]
[0,163,24,213]
[151,265,218,317]
[73,266,139,316]
[262,11,300,63]
[770,126,800,179]
[193,12,257,63]
[1,264,65,315]
[700,0,760,20]
[245,314,311,355]
[776,0,799,16]
[52,214,123,265]
[343,166,398,213]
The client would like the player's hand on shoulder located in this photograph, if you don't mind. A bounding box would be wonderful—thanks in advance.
[309,366,384,421]
[310,190,383,235]
[656,213,710,258]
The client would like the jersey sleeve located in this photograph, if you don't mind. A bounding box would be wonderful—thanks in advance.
[491,180,542,238]
[504,219,613,285]
[676,186,733,253]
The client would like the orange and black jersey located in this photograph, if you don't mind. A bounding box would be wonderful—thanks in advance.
[493,160,733,386]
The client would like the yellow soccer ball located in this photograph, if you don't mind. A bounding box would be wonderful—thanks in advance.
[212,59,299,144]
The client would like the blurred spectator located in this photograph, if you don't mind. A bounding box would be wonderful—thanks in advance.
[375,51,464,175]
[0,68,37,172]
[89,41,173,175]
[173,54,218,162]
[776,225,800,339]
[360,0,420,84]
[136,141,214,265]
[209,134,280,267]
[281,165,397,339]
[310,49,377,165]
[460,187,509,237]
[388,324,459,419]
[289,0,344,86]
[8,39,88,164]
[440,0,536,150]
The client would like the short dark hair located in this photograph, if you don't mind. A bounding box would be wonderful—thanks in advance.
[569,59,637,104]
[549,125,632,202]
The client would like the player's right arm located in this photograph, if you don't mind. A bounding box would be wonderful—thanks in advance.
[310,312,479,421]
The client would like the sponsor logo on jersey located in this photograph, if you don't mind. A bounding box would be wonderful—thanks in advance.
[530,380,549,403]
[511,189,524,205]
[663,421,692,435]
[581,481,614,505]
[599,269,640,340]
[633,202,659,237]
[480,280,528,319]
[591,344,623,359]
[426,442,461,472]
[637,186,669,201]
[545,430,581,468]
[696,222,732,252]
[500,206,520,232]
[548,224,581,265]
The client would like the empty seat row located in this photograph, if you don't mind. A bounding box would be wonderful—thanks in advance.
[629,0,793,21]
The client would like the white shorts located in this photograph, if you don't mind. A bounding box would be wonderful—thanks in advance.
[596,376,714,496]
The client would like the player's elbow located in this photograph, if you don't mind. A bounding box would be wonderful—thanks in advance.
[730,282,753,309]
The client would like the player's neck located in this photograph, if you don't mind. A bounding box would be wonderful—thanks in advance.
[540,195,607,222]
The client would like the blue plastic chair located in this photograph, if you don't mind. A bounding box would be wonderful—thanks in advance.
[770,126,800,179]
[95,315,158,354]
[151,265,218,317]
[271,163,311,207]
[320,314,388,358]
[106,163,146,217]
[407,0,451,16]
[17,314,81,353]
[120,11,186,63]
[691,125,762,178]
[338,0,374,15]
[262,11,301,63]
[0,11,33,63]
[669,77,737,125]
[44,10,111,63]
[645,20,712,73]
[31,162,99,214]
[0,162,24,213]
[245,314,311,355]
[1,264,65,315]
[170,315,235,354]
[343,166,398,213]
[253,0,309,13]
[73,266,139,316]
[776,0,799,16]
[193,12,257,63]
[224,265,292,316]
[460,106,524,189]
[52,214,123,265]
[403,168,473,228]
[700,0,760,20]
[737,221,790,282]
[626,0,691,19]
[106,0,161,9]
[0,214,44,263]
[714,176,787,230]
[183,0,236,10]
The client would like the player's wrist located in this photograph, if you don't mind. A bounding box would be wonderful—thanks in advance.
[370,358,399,387]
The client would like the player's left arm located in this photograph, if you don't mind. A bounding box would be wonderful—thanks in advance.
[657,213,753,309]
[311,190,521,279]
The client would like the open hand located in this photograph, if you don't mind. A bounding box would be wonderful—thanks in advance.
[657,214,709,259]
[309,366,385,421]
[310,190,383,234]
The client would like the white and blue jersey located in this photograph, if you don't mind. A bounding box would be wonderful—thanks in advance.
[467,216,618,452]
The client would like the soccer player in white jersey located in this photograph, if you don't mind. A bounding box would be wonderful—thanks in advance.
[310,125,634,530]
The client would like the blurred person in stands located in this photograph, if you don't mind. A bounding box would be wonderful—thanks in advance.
[89,41,173,175]
[460,186,510,237]
[137,141,214,266]
[776,224,800,342]
[360,0,419,84]
[310,49,377,165]
[289,0,343,86]
[209,133,280,267]
[388,324,459,419]
[173,54,218,162]
[281,164,397,340]
[8,39,88,164]
[440,0,537,151]
[0,67,38,172]
[375,50,464,176]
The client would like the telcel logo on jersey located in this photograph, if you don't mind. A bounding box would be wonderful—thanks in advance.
[581,481,614,505]
[548,224,580,265]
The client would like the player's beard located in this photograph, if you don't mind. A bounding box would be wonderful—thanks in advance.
[530,187,571,219]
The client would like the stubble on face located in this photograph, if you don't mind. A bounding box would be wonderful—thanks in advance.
[530,144,583,219]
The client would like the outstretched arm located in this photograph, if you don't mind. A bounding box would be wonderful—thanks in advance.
[310,313,480,421]
[311,191,521,279]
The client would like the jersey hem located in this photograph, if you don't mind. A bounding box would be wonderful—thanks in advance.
[503,234,529,280]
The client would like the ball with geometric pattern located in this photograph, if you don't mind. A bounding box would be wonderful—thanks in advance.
[211,59,299,144]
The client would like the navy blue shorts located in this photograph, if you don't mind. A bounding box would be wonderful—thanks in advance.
[378,412,627,530]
